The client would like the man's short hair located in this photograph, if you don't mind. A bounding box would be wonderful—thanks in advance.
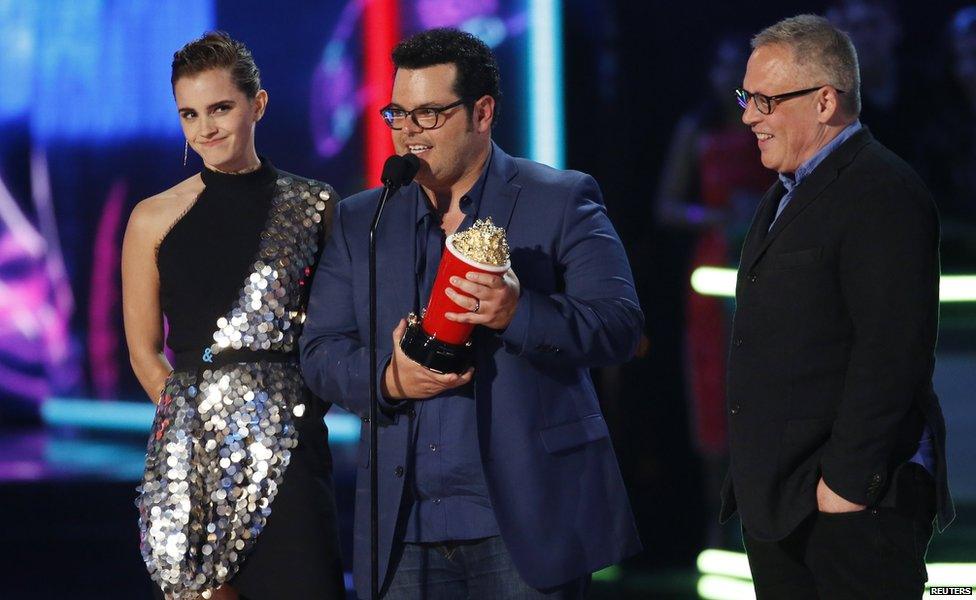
[392,28,502,123]
[752,15,861,116]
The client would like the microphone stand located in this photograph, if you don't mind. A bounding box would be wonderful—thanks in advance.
[367,152,417,599]
[368,183,394,600]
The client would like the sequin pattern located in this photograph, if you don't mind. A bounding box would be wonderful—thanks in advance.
[211,177,332,354]
[137,176,332,599]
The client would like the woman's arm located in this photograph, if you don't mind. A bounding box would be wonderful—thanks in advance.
[121,199,173,403]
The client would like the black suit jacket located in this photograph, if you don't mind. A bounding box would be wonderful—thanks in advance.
[720,127,954,541]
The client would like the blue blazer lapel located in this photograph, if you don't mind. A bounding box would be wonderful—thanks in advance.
[375,186,418,317]
[471,143,520,376]
[479,142,521,229]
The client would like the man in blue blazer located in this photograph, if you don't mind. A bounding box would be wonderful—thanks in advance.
[300,28,641,599]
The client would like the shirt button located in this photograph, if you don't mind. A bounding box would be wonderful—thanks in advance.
[730,405,740,415]
[733,338,743,347]
[394,466,404,478]
[429,444,438,452]
[871,474,882,483]
[432,498,441,505]
[748,273,758,283]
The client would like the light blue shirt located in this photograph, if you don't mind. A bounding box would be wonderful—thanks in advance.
[910,430,935,475]
[770,120,863,229]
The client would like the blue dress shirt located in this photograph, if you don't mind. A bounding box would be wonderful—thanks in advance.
[403,151,500,542]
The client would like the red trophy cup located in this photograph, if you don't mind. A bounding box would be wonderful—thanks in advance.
[400,218,510,374]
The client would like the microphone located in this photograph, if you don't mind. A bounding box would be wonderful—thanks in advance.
[367,152,418,600]
[381,153,420,189]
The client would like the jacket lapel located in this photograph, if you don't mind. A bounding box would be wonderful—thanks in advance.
[472,143,521,377]
[745,127,874,272]
[375,186,418,316]
[739,181,784,270]
[478,142,521,230]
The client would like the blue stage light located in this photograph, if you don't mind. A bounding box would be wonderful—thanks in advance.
[0,0,214,141]
[0,1,34,119]
[41,397,361,444]
[528,0,565,168]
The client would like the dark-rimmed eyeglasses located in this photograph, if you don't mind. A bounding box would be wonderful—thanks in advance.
[734,86,846,115]
[379,99,468,130]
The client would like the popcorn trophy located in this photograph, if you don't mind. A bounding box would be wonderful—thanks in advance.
[400,218,510,374]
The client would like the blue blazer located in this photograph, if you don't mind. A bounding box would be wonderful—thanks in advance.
[300,143,643,593]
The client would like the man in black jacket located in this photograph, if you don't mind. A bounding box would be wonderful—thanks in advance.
[721,14,953,599]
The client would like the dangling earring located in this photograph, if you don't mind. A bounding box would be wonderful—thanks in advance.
[183,141,189,167]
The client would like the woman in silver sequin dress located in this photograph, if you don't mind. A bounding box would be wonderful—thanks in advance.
[122,32,344,600]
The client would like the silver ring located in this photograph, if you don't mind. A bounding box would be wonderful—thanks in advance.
[472,299,480,313]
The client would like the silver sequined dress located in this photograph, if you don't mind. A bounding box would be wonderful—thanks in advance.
[137,160,342,599]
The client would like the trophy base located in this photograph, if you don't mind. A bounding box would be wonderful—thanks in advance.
[400,320,472,375]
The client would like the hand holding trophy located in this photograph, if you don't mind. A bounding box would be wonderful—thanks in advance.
[400,218,510,374]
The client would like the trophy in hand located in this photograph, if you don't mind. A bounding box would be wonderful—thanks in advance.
[400,218,510,374]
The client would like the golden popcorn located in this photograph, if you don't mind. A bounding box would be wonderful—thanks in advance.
[450,218,510,266]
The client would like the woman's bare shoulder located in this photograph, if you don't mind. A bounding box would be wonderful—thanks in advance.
[128,173,204,236]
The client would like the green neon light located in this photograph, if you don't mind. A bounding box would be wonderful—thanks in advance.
[942,275,976,302]
[697,574,757,600]
[690,267,737,299]
[592,564,622,582]
[697,549,976,590]
[697,548,751,580]
[691,267,976,303]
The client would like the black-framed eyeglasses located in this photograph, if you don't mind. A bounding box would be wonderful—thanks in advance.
[379,99,468,130]
[734,86,846,115]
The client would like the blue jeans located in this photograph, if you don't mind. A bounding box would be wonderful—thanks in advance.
[381,536,590,599]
